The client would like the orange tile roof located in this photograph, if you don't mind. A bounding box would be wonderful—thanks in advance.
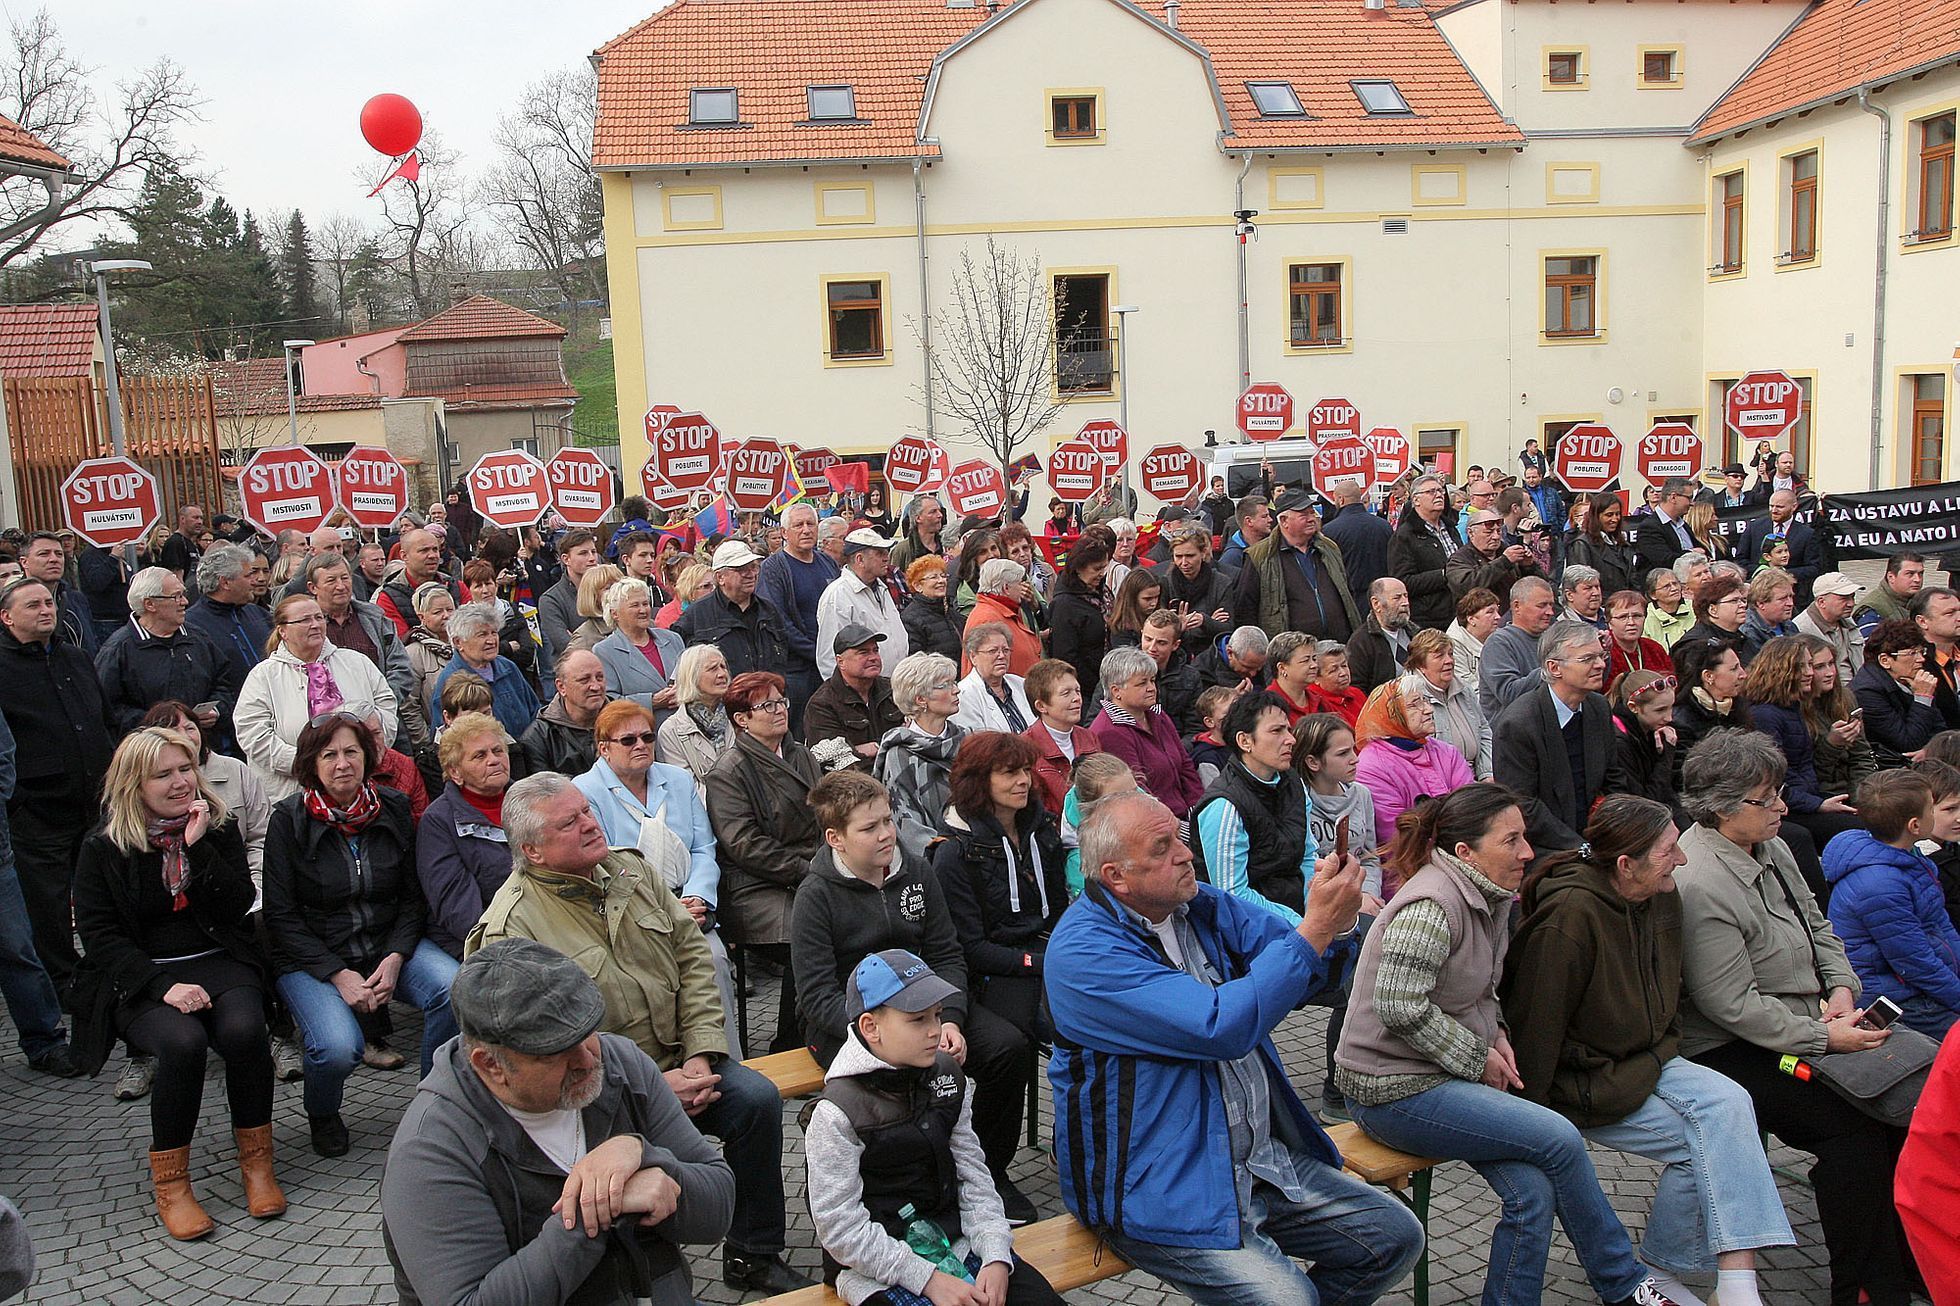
[0,113,69,172]
[420,381,580,409]
[1692,0,1960,142]
[0,304,98,378]
[591,0,1519,168]
[395,294,568,344]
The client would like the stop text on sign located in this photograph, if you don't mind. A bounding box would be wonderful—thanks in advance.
[69,469,151,504]
[245,460,324,495]
[1730,377,1798,410]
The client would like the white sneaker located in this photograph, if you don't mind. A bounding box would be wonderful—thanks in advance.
[112,1055,155,1101]
[1626,1278,1693,1306]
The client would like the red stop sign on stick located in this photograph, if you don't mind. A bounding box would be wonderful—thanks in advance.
[1724,371,1803,443]
[1139,444,1200,502]
[947,459,1008,519]
[1553,423,1623,495]
[794,447,839,486]
[1238,382,1294,442]
[886,435,948,495]
[644,405,680,442]
[639,461,692,512]
[334,446,410,530]
[1635,423,1704,486]
[1361,427,1410,488]
[238,445,335,537]
[61,455,160,547]
[654,413,722,493]
[1048,439,1109,503]
[546,448,616,527]
[725,438,790,511]
[1078,420,1128,468]
[466,449,551,528]
[1305,397,1363,444]
[1311,437,1371,499]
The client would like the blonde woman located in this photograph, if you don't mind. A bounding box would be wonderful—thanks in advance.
[657,643,734,797]
[656,561,713,629]
[560,561,625,655]
[71,726,283,1238]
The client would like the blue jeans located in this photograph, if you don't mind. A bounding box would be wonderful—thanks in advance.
[1351,1079,1645,1306]
[1897,994,1958,1039]
[1108,1166,1424,1306]
[692,1057,788,1257]
[276,939,459,1116]
[0,856,65,1059]
[1582,1057,1795,1276]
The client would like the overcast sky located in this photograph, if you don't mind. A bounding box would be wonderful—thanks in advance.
[27,0,659,239]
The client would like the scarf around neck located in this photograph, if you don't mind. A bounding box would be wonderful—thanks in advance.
[147,812,194,910]
[688,703,730,747]
[1691,686,1733,717]
[304,782,383,839]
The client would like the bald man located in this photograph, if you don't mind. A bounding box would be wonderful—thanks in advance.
[375,526,463,639]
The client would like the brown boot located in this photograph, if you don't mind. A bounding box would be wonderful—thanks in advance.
[147,1146,215,1240]
[233,1125,287,1218]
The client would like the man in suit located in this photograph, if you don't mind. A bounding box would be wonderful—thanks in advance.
[1490,620,1628,854]
[1742,488,1825,604]
[1633,477,1698,577]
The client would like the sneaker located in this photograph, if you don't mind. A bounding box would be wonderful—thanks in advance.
[362,1041,407,1070]
[722,1252,814,1293]
[309,1112,350,1158]
[1318,1094,1353,1124]
[28,1044,85,1078]
[113,1055,155,1101]
[271,1036,305,1083]
[1613,1278,1689,1306]
[994,1176,1038,1227]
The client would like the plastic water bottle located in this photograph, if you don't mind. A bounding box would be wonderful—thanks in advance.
[898,1203,972,1282]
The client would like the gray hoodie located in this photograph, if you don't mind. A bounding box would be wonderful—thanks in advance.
[381,1033,734,1306]
[805,1033,1013,1305]
[1307,780,1383,899]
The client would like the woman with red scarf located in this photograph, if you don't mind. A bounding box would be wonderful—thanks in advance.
[71,726,284,1240]
[263,712,457,1159]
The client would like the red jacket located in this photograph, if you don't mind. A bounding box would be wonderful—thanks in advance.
[1022,720,1103,815]
[1091,705,1205,819]
[1303,683,1365,728]
[1898,1027,1960,1302]
[964,592,1043,677]
[1608,637,1673,687]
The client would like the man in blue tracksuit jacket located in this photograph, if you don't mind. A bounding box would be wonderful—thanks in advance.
[1043,791,1423,1305]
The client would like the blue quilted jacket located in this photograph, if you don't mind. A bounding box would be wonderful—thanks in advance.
[1824,828,1960,1015]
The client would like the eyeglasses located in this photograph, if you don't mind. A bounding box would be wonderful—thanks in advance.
[1627,674,1678,702]
[1740,787,1789,810]
[929,679,960,691]
[748,698,790,714]
[280,614,327,626]
[605,730,656,748]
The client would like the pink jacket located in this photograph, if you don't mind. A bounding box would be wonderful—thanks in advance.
[1354,737,1475,891]
[1090,706,1205,819]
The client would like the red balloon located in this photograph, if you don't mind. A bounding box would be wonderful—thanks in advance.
[360,94,423,157]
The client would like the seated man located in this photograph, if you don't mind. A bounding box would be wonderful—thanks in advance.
[468,774,812,1294]
[1490,620,1628,854]
[1478,576,1558,719]
[804,624,903,767]
[1193,624,1271,692]
[517,649,609,778]
[382,938,735,1306]
[1045,792,1423,1305]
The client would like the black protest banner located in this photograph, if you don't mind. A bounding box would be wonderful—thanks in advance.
[1711,498,1822,554]
[1817,481,1960,560]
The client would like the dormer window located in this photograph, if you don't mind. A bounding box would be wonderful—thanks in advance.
[807,85,857,121]
[688,88,738,125]
[1352,79,1411,115]
[1247,81,1306,118]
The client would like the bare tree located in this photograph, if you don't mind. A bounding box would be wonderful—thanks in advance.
[480,67,604,326]
[0,9,200,266]
[372,133,471,315]
[915,238,1072,473]
[315,211,368,333]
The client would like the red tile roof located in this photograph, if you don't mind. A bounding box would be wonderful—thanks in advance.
[395,295,568,344]
[0,304,98,378]
[1692,0,1960,143]
[0,112,70,172]
[210,358,385,418]
[421,381,580,409]
[591,0,1520,168]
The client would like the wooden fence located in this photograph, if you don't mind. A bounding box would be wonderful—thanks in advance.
[6,374,225,533]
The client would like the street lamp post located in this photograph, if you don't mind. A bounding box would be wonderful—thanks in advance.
[89,259,152,458]
[1112,304,1139,502]
[282,338,315,445]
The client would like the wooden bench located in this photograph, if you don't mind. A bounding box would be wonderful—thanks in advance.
[1326,1121,1440,1306]
[756,1215,1132,1306]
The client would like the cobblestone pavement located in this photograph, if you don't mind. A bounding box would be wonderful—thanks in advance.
[1,982,1837,1305]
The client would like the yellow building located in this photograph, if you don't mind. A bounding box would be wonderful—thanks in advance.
[593,0,1960,503]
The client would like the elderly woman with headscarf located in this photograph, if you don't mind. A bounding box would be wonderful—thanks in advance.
[592,577,685,728]
[656,644,734,799]
[873,651,968,864]
[1351,673,1474,892]
[962,557,1042,675]
[429,600,541,740]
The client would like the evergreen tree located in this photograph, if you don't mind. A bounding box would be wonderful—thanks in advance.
[281,210,319,331]
[231,212,286,353]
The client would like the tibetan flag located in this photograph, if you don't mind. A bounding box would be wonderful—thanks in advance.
[694,496,733,538]
[768,460,806,514]
[1008,453,1043,487]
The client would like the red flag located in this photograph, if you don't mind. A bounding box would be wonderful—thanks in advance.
[824,462,870,495]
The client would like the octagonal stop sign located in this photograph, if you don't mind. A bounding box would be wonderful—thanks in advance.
[1362,427,1411,489]
[886,435,949,496]
[946,459,1009,519]
[1048,439,1108,503]
[1724,371,1803,443]
[1311,436,1371,499]
[334,446,410,530]
[726,438,790,512]
[1139,444,1201,503]
[61,455,160,547]
[639,461,692,513]
[466,449,551,528]
[1237,382,1294,442]
[1305,397,1363,444]
[1078,420,1128,469]
[1635,422,1704,486]
[654,412,722,493]
[238,445,335,537]
[1552,423,1623,495]
[546,448,616,527]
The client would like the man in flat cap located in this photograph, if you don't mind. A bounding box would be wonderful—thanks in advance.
[803,623,901,766]
[1232,486,1361,642]
[381,937,734,1306]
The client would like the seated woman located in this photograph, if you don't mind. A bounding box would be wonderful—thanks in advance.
[1674,729,1913,1306]
[1021,657,1101,815]
[1301,640,1366,726]
[72,726,284,1240]
[952,621,1034,734]
[561,561,625,654]
[592,577,684,729]
[429,600,540,739]
[1643,568,1694,651]
[1747,634,1863,866]
[899,555,963,662]
[141,700,270,892]
[575,698,739,1052]
[1671,634,1752,783]
[1503,795,1794,1306]
[414,711,516,959]
[1089,646,1204,824]
[263,712,457,1158]
[704,671,823,1054]
[1352,674,1475,893]
[1105,567,1165,649]
[235,593,399,802]
[656,644,734,798]
[1679,574,1750,656]
[1264,630,1318,724]
[1338,783,1675,1306]
[873,651,968,864]
[1855,618,1951,767]
[1611,670,1684,825]
[1803,634,1879,802]
[1406,627,1492,780]
[1449,587,1503,697]
[404,582,456,725]
[1607,589,1673,683]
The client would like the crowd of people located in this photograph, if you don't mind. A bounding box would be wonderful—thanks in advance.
[3,448,1960,1306]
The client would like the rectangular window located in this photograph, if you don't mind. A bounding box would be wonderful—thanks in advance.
[1911,374,1946,485]
[826,280,885,361]
[807,85,856,121]
[1544,255,1598,337]
[1051,95,1097,139]
[1916,112,1955,241]
[1547,51,1583,85]
[1053,273,1112,393]
[512,437,540,456]
[1641,48,1680,85]
[1714,171,1745,273]
[1786,150,1818,263]
[1352,80,1411,115]
[1287,263,1344,348]
[688,88,738,125]
[1248,81,1306,117]
[1416,427,1461,478]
